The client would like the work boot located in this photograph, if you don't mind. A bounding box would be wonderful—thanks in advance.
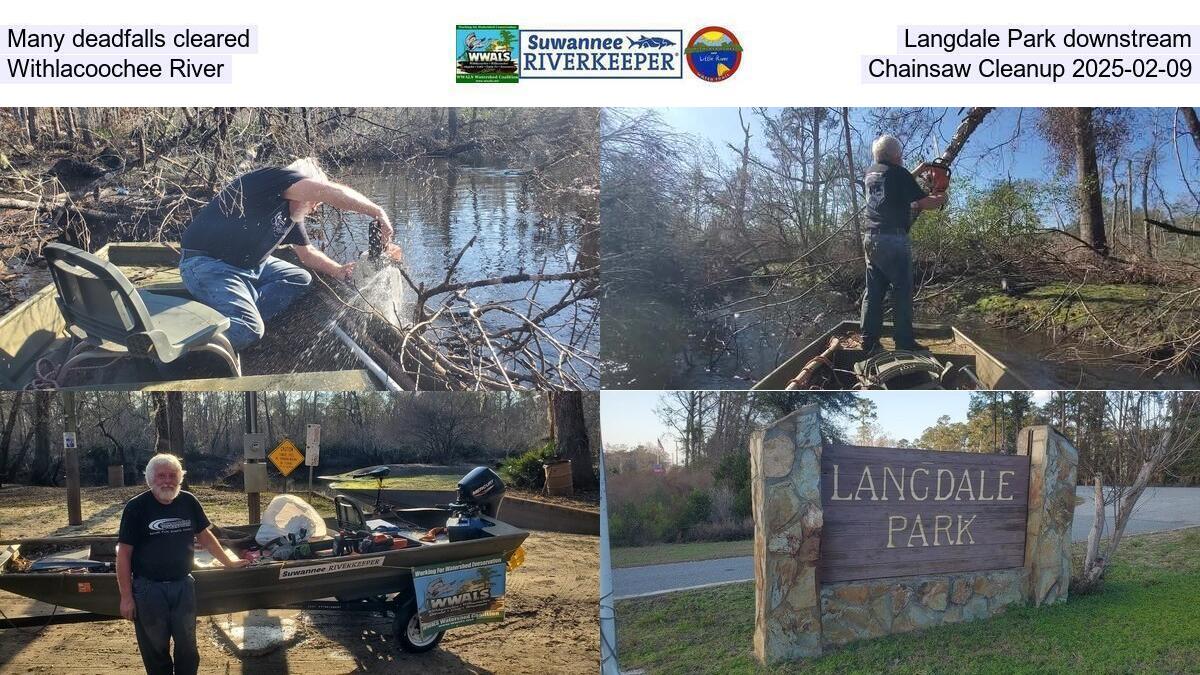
[860,341,883,358]
[894,340,930,352]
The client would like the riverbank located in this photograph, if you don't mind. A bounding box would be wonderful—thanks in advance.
[970,282,1198,373]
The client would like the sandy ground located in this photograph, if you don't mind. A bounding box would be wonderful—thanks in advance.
[0,485,599,674]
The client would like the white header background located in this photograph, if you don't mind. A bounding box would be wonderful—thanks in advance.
[2,0,1195,105]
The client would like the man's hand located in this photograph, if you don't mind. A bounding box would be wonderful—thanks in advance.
[295,245,356,281]
[383,242,404,263]
[334,261,357,280]
[120,594,136,621]
[914,192,947,211]
[223,558,251,569]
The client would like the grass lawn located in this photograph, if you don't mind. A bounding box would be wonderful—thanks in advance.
[327,474,462,491]
[611,539,753,568]
[614,527,1200,674]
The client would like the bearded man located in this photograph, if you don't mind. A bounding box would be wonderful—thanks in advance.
[116,454,248,675]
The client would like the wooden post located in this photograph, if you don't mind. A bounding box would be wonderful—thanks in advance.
[63,391,81,526]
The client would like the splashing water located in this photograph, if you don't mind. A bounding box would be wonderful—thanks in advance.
[345,257,409,328]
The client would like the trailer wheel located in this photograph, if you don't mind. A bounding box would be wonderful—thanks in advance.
[393,600,443,653]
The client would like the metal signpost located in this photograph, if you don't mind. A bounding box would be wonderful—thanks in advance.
[305,423,321,494]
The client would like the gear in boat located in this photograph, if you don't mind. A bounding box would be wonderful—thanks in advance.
[753,320,1031,391]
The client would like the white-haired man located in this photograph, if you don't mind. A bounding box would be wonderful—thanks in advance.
[860,135,947,353]
[179,157,403,350]
[117,454,248,675]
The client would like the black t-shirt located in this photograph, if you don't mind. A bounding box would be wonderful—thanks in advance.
[863,161,928,233]
[118,490,211,581]
[181,167,312,269]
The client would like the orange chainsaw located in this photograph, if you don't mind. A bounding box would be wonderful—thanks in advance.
[912,157,951,195]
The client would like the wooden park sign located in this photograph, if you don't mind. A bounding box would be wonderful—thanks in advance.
[751,407,1077,665]
[820,444,1029,582]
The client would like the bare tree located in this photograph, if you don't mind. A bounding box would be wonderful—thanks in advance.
[1077,392,1200,591]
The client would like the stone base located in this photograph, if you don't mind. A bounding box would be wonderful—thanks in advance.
[821,569,1026,648]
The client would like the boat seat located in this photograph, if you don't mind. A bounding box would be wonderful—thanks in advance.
[334,495,369,532]
[43,243,240,381]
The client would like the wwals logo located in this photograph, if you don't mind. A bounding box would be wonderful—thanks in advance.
[456,25,519,83]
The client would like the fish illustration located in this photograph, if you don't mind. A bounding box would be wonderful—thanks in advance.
[464,33,486,52]
[626,35,676,49]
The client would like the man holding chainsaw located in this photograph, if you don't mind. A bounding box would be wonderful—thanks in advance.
[179,157,403,350]
[859,135,948,354]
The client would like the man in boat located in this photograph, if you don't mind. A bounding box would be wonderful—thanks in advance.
[179,157,404,351]
[117,454,249,675]
[860,135,947,354]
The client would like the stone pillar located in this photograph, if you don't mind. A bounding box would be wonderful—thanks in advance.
[1018,425,1078,606]
[751,404,824,664]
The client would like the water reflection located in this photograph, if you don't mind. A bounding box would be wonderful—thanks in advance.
[312,159,599,381]
[603,290,1200,390]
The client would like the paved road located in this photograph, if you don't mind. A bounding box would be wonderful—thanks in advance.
[1071,485,1200,541]
[613,487,1200,600]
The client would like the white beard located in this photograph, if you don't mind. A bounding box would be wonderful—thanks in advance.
[152,484,181,502]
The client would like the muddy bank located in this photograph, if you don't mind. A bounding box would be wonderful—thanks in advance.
[0,485,599,674]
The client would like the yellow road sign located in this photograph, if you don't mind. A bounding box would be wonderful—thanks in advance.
[268,438,305,476]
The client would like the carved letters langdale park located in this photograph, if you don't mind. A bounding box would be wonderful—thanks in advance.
[819,445,1030,582]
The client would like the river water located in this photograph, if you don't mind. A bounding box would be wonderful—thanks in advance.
[309,160,599,385]
[602,285,1200,391]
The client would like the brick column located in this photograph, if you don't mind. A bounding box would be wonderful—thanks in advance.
[1018,425,1078,606]
[751,404,824,664]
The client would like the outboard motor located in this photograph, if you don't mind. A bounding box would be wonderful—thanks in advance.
[446,467,505,541]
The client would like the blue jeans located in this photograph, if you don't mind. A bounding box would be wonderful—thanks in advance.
[860,232,915,348]
[132,575,198,675]
[180,253,312,349]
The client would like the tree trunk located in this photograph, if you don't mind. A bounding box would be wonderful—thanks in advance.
[733,109,752,233]
[1080,475,1105,590]
[152,392,171,453]
[167,392,185,454]
[77,107,95,147]
[1073,107,1109,256]
[550,392,596,490]
[26,107,40,146]
[64,107,77,142]
[1180,107,1200,154]
[0,392,25,484]
[841,107,862,242]
[810,108,823,229]
[30,391,52,485]
[1141,157,1152,256]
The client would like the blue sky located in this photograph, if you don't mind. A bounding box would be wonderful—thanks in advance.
[600,390,1052,464]
[654,107,1194,204]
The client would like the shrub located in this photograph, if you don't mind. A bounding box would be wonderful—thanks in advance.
[499,442,555,490]
[687,518,754,542]
[677,489,712,530]
[712,452,751,519]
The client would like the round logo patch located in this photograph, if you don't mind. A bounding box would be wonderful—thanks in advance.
[685,27,742,82]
